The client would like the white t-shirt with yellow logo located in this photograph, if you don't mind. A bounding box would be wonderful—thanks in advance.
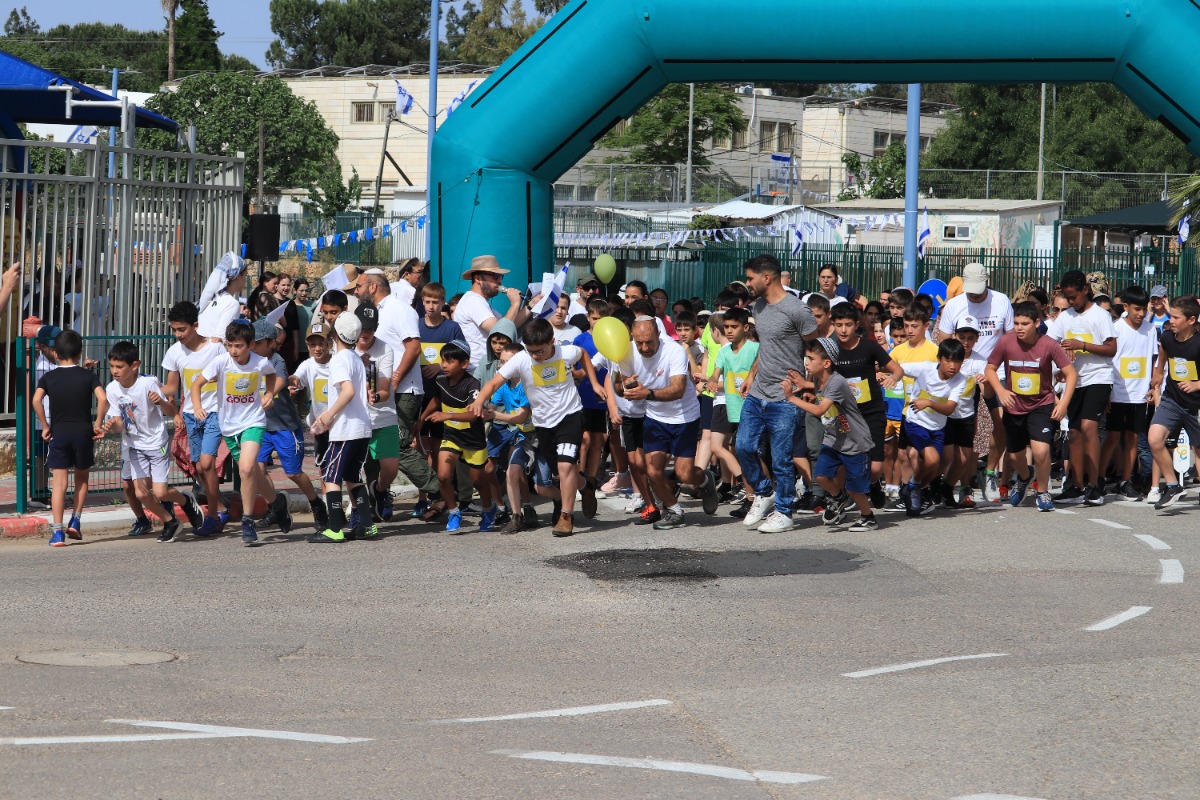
[292,357,331,426]
[163,339,221,416]
[950,353,987,420]
[1111,317,1158,403]
[1048,303,1117,387]
[498,345,584,428]
[201,351,276,436]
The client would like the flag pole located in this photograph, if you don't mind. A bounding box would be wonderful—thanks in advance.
[903,83,921,289]
[426,0,439,269]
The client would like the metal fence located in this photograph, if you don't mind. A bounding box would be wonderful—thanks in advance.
[16,334,191,511]
[0,137,245,423]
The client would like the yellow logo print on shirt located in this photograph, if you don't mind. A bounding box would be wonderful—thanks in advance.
[847,376,871,404]
[225,372,258,396]
[532,360,568,387]
[726,370,750,395]
[1013,372,1041,396]
[420,342,445,365]
[1171,357,1198,381]
[1119,357,1147,379]
[313,378,329,403]
[184,367,215,393]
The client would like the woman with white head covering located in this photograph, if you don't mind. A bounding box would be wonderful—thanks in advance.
[197,252,249,340]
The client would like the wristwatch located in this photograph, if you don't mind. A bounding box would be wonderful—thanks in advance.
[647,388,657,401]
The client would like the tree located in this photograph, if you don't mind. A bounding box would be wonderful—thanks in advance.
[300,166,363,231]
[4,6,38,36]
[452,0,537,66]
[598,83,747,169]
[173,0,222,76]
[266,0,430,68]
[2,22,169,92]
[139,73,339,192]
[161,0,179,82]
[839,142,906,200]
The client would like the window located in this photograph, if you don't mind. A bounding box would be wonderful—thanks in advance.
[777,123,793,152]
[873,130,905,157]
[759,120,776,152]
[943,224,973,240]
[714,130,732,150]
[733,128,748,150]
[352,102,375,124]
[920,136,931,152]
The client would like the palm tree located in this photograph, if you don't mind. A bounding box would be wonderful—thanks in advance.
[161,0,179,82]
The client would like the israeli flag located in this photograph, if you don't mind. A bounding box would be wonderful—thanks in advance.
[531,262,570,319]
[1180,200,1191,246]
[395,81,414,116]
[66,125,99,145]
[446,81,478,117]
[917,206,931,259]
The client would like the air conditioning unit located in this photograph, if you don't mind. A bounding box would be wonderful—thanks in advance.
[735,85,755,95]
[753,88,773,97]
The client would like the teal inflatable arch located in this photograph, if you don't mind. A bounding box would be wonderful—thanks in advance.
[431,0,1200,289]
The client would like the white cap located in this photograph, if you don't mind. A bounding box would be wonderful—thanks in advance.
[956,314,981,333]
[333,313,362,345]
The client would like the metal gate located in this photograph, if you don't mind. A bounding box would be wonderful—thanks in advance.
[0,137,245,422]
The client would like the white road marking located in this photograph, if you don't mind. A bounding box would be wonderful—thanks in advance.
[492,750,827,784]
[953,794,1049,799]
[1160,559,1185,584]
[441,699,672,723]
[1052,509,1077,515]
[1089,518,1131,530]
[1134,534,1172,550]
[106,719,371,743]
[1,732,233,746]
[0,707,12,711]
[842,653,1007,678]
[1085,606,1152,631]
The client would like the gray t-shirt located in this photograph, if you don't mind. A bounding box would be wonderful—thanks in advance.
[750,293,818,402]
[817,373,873,456]
[264,353,305,433]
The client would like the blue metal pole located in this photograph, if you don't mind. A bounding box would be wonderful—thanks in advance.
[903,83,921,289]
[426,0,439,269]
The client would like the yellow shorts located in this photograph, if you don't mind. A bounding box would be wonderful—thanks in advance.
[885,419,902,441]
[440,439,489,467]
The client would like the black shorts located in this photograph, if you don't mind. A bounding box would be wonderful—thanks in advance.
[984,391,1001,411]
[536,410,583,467]
[1067,384,1111,430]
[1002,404,1056,452]
[711,403,735,435]
[862,407,886,462]
[46,434,95,470]
[619,416,645,451]
[698,394,714,431]
[313,431,331,468]
[581,407,608,434]
[1107,402,1150,434]
[322,438,369,485]
[944,415,978,449]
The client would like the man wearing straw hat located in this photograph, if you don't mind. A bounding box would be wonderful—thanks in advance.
[455,255,531,369]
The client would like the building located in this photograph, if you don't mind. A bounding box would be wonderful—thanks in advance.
[814,198,1064,251]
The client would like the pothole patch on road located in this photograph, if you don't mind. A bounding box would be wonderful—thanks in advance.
[546,547,868,582]
[15,650,177,667]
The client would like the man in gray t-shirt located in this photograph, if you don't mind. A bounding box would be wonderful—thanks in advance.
[735,255,820,530]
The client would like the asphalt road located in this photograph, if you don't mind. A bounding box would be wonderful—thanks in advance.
[2,492,1198,799]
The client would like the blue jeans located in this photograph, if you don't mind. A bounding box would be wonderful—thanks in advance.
[735,395,800,516]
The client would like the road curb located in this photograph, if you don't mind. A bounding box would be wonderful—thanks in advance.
[0,515,49,538]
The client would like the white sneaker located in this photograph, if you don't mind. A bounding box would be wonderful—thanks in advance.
[984,474,1001,503]
[742,493,776,527]
[757,510,795,533]
[624,494,646,514]
[1145,486,1161,504]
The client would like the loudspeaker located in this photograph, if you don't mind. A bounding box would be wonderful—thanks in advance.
[246,214,281,262]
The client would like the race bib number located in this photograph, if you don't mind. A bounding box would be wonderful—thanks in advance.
[1119,357,1147,380]
[184,367,215,393]
[532,360,569,387]
[1012,372,1041,396]
[420,342,444,366]
[441,403,470,430]
[224,372,259,404]
[313,378,329,404]
[962,376,977,396]
[1067,330,1094,344]
[726,370,750,395]
[1170,357,1198,381]
[847,376,871,404]
[917,389,948,404]
[884,383,905,401]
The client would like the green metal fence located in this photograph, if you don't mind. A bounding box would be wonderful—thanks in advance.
[16,334,192,514]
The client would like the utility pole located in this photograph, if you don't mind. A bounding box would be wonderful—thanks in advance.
[685,83,695,205]
[902,84,921,289]
[1036,83,1047,201]
[426,0,439,266]
[256,119,265,213]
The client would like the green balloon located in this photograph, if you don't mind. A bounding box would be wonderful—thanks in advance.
[594,253,617,284]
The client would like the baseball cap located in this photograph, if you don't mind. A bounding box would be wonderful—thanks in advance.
[252,318,279,341]
[333,313,362,345]
[962,263,988,294]
[955,315,981,333]
[305,321,330,340]
[577,276,602,289]
[354,302,379,332]
[35,324,61,345]
[1151,284,1169,298]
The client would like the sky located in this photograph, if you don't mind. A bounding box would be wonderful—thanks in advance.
[31,0,275,68]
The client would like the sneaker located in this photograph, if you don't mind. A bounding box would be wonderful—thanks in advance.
[635,505,661,525]
[919,496,936,516]
[717,483,735,504]
[480,506,499,532]
[1083,485,1105,507]
[127,517,153,537]
[241,519,258,546]
[869,480,887,509]
[730,487,747,505]
[348,508,360,531]
[998,484,1010,502]
[1036,492,1055,512]
[794,491,815,513]
[307,528,346,543]
[700,473,720,515]
[822,498,847,526]
[522,504,539,528]
[358,523,379,539]
[158,518,181,543]
[730,499,752,519]
[275,499,293,534]
[757,510,795,533]
[376,487,394,521]
[580,479,598,519]
[1116,481,1143,502]
[624,495,647,515]
[1054,484,1085,504]
[193,515,223,537]
[28,498,50,510]
[941,481,958,508]
[66,516,81,540]
[446,510,464,534]
[181,494,203,529]
[1146,486,1162,504]
[310,499,329,531]
[49,529,66,547]
[957,487,977,509]
[984,474,1001,502]
[1009,475,1029,508]
[880,498,908,513]
[599,472,632,496]
[460,501,483,516]
[411,498,430,519]
[1154,484,1186,510]
[217,510,231,528]
[500,514,524,535]
[905,483,922,517]
[742,493,776,527]
[552,512,575,537]
[653,509,688,530]
[848,514,878,532]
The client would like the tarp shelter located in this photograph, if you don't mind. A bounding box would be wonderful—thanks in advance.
[1064,201,1178,237]
[0,49,177,139]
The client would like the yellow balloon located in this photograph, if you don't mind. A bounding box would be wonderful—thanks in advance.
[592,316,630,363]
[594,253,617,284]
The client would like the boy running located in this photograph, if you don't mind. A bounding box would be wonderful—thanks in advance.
[482,341,536,534]
[941,316,989,508]
[1102,286,1157,501]
[1148,295,1200,509]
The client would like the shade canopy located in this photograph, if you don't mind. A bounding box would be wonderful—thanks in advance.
[1065,200,1179,236]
